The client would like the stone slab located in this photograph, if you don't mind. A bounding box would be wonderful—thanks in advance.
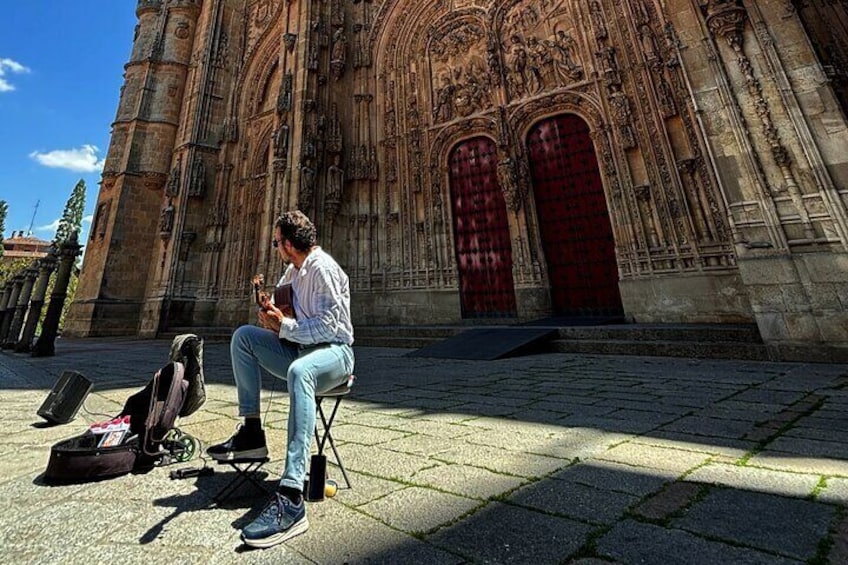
[597,519,802,565]
[427,501,593,564]
[673,488,834,560]
[684,462,820,498]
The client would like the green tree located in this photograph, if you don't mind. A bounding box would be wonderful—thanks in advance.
[0,258,31,287]
[55,179,86,245]
[0,199,7,258]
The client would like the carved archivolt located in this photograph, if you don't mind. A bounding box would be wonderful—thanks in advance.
[245,45,281,117]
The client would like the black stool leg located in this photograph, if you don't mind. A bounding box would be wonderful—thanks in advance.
[315,396,352,489]
[214,460,269,503]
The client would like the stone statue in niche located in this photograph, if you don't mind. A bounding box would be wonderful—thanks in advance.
[609,85,636,148]
[551,30,583,84]
[598,46,621,87]
[330,28,346,80]
[326,154,345,204]
[302,127,317,160]
[189,156,205,196]
[277,72,293,114]
[639,24,659,63]
[506,34,530,98]
[590,0,607,39]
[497,155,522,213]
[523,37,545,93]
[528,36,555,90]
[160,199,175,233]
[308,43,319,70]
[300,159,316,204]
[273,123,289,158]
[368,146,378,180]
[166,159,181,196]
[432,74,455,122]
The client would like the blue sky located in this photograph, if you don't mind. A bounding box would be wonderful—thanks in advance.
[0,1,137,243]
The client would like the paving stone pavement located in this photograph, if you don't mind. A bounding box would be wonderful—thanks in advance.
[0,338,847,564]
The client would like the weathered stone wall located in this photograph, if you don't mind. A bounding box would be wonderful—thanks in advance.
[70,0,848,356]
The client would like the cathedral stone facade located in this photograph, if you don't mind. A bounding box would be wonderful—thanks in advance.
[66,0,848,358]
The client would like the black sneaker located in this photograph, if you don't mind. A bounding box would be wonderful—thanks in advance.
[207,425,268,461]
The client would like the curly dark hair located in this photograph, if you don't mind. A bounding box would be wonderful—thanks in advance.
[275,210,317,252]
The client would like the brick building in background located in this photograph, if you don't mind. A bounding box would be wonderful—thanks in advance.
[2,231,51,265]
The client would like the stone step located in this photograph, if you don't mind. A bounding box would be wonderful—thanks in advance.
[161,327,233,341]
[161,323,769,361]
[554,323,762,343]
[354,335,441,349]
[354,325,465,339]
[548,338,772,361]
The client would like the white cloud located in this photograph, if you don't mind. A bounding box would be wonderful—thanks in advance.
[29,144,106,173]
[0,57,30,93]
[35,218,61,233]
[34,215,94,237]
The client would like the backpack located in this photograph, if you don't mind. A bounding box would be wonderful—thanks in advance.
[169,334,205,417]
[43,361,197,483]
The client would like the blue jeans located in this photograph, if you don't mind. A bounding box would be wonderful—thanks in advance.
[230,324,354,491]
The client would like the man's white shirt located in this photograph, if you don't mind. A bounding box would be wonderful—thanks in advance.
[275,247,354,346]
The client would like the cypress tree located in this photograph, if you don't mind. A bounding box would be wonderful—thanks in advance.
[55,179,86,244]
[0,199,7,258]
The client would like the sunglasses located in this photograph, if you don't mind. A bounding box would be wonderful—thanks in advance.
[272,238,281,248]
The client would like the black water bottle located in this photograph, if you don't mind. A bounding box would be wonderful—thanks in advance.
[306,454,327,501]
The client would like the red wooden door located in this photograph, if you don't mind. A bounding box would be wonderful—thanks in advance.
[449,137,517,318]
[527,114,623,316]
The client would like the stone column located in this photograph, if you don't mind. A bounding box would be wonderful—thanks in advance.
[3,264,39,349]
[0,275,24,344]
[32,234,83,357]
[0,283,12,334]
[16,248,58,353]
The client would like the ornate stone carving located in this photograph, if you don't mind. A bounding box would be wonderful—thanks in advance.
[299,159,316,212]
[273,122,289,159]
[704,0,747,50]
[497,154,522,213]
[590,0,608,39]
[166,157,182,196]
[326,154,345,222]
[160,199,175,236]
[328,103,343,154]
[188,155,206,197]
[277,72,292,115]
[608,85,636,149]
[213,30,229,68]
[330,27,346,80]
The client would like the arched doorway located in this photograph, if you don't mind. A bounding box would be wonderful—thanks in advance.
[448,136,517,318]
[527,114,623,316]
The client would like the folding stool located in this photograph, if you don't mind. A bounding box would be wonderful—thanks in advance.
[313,374,354,489]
